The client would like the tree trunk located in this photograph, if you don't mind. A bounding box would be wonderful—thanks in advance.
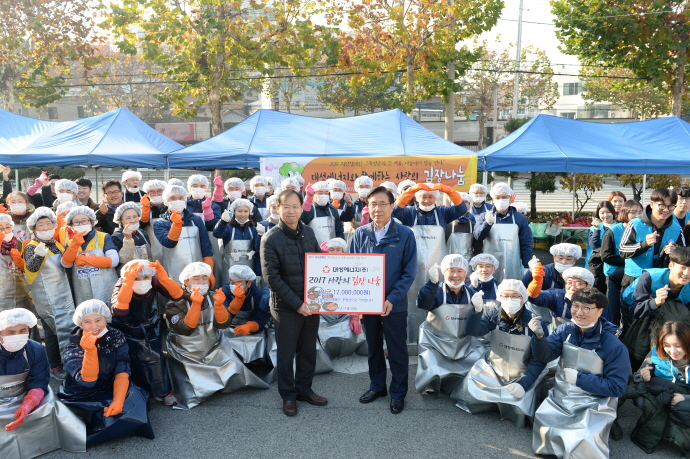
[406,59,415,115]
[3,79,15,112]
[530,171,537,219]
[209,85,223,136]
[671,46,687,117]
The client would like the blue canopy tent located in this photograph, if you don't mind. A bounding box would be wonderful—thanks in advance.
[0,107,182,169]
[0,110,56,154]
[167,108,474,169]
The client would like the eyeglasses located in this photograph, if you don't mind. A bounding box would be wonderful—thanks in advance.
[71,219,91,226]
[280,205,301,211]
[565,280,587,287]
[104,190,122,196]
[656,203,677,212]
[571,304,594,314]
[500,294,523,300]
[369,202,391,209]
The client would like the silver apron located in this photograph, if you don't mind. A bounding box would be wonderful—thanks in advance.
[166,300,268,410]
[455,328,546,428]
[12,223,30,243]
[28,253,75,355]
[71,235,118,306]
[532,336,618,459]
[221,226,254,287]
[0,355,86,457]
[318,314,368,359]
[161,224,202,290]
[446,220,473,262]
[194,212,225,290]
[222,299,267,363]
[415,288,484,394]
[482,214,523,282]
[258,207,269,221]
[407,210,447,345]
[145,217,164,264]
[0,253,32,312]
[309,209,337,245]
[263,327,334,384]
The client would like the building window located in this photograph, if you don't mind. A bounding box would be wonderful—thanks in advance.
[48,107,58,119]
[561,112,576,119]
[77,106,85,118]
[563,82,580,96]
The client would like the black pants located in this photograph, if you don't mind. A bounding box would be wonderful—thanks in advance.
[362,311,409,401]
[40,317,62,368]
[271,307,320,401]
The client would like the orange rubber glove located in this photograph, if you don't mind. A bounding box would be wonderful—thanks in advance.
[5,387,44,431]
[234,321,258,336]
[203,257,215,288]
[332,199,341,209]
[10,248,24,272]
[395,183,430,208]
[148,261,183,299]
[213,288,229,324]
[61,231,86,265]
[54,214,66,239]
[139,194,150,223]
[80,331,99,382]
[104,373,129,417]
[229,283,246,315]
[527,262,545,298]
[167,211,183,241]
[432,183,463,205]
[0,204,6,214]
[75,255,113,268]
[114,262,142,310]
[183,287,204,328]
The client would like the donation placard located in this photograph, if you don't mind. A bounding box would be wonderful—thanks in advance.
[304,253,386,314]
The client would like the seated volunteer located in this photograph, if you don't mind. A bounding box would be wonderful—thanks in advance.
[522,243,581,291]
[96,179,124,235]
[258,195,280,231]
[153,184,215,289]
[457,279,549,428]
[248,175,269,220]
[221,265,269,338]
[6,191,35,242]
[121,170,144,203]
[111,202,152,268]
[415,254,485,395]
[215,177,263,223]
[111,260,183,406]
[75,178,99,210]
[608,190,627,219]
[186,174,221,231]
[62,206,119,305]
[530,287,629,459]
[59,300,154,446]
[0,213,33,314]
[0,309,86,458]
[214,199,261,286]
[300,181,345,244]
[674,185,690,227]
[620,187,685,290]
[165,262,267,409]
[328,179,354,223]
[467,254,501,305]
[474,182,533,282]
[468,183,493,215]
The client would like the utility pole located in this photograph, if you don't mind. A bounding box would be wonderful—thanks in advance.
[445,63,455,142]
[492,86,498,144]
[511,0,524,119]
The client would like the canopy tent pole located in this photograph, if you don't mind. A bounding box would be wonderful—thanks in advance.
[95,168,99,202]
[482,171,487,187]
[164,168,170,183]
[14,168,19,191]
[571,173,577,219]
[642,174,647,204]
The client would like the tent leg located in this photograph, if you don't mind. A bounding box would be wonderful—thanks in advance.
[95,168,99,203]
[482,171,487,187]
[164,168,170,183]
[571,173,577,219]
[642,174,647,204]
[15,168,20,191]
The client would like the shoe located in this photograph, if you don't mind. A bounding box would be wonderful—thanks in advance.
[161,393,177,406]
[297,393,328,406]
[50,366,66,381]
[359,389,387,404]
[390,399,405,414]
[282,400,297,416]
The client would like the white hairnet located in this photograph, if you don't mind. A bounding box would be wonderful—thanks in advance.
[27,207,57,231]
[460,192,470,202]
[281,178,300,191]
[469,253,500,269]
[354,176,373,189]
[380,181,398,197]
[397,180,416,194]
[326,238,348,251]
[54,179,77,194]
[512,201,528,214]
[114,202,142,225]
[120,259,156,278]
[0,308,37,331]
[265,176,275,187]
[550,243,583,259]
[440,254,469,273]
[497,279,528,303]
[143,179,167,193]
[415,189,440,200]
[56,201,77,216]
[229,198,254,214]
[490,182,513,198]
[0,213,13,226]
[312,181,330,192]
[229,264,257,282]
[266,195,277,208]
[562,267,595,286]
[293,173,305,185]
[250,176,266,189]
[179,261,212,283]
[331,180,346,191]
[122,170,142,182]
[469,183,488,194]
[163,185,188,205]
[65,205,97,226]
[73,299,112,327]
[168,178,185,187]
[187,174,209,189]
[224,177,246,192]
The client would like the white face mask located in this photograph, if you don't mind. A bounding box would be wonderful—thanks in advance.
[331,191,344,201]
[493,199,510,211]
[472,196,485,205]
[445,280,463,289]
[1,333,29,352]
[72,224,92,234]
[358,189,370,199]
[571,318,597,330]
[10,203,26,214]
[418,203,436,212]
[478,274,494,283]
[554,262,574,273]
[168,200,186,212]
[500,298,523,315]
[126,222,140,231]
[190,284,209,295]
[35,230,54,241]
[127,187,140,194]
[190,188,206,199]
[94,327,109,338]
[315,195,330,206]
[253,186,267,197]
[150,195,164,205]
[228,191,242,202]
[133,279,152,295]
[57,192,73,203]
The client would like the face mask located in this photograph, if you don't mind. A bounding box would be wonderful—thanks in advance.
[472,196,485,205]
[554,262,574,273]
[94,327,108,338]
[133,279,152,295]
[500,298,523,315]
[418,203,436,212]
[35,230,54,241]
[191,284,209,295]
[478,274,494,283]
[127,187,140,194]
[150,195,164,205]
[58,192,73,203]
[228,191,242,202]
[253,186,267,197]
[126,222,140,231]
[168,200,186,212]
[445,280,463,289]
[1,334,29,352]
[190,188,206,199]
[315,195,330,206]
[10,203,26,214]
[358,189,370,199]
[571,318,597,330]
[493,199,510,211]
[72,224,92,234]
[331,192,344,201]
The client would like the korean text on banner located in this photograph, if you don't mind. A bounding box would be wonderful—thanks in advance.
[304,253,386,314]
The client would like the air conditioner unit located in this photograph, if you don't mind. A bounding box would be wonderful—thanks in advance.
[609,111,622,118]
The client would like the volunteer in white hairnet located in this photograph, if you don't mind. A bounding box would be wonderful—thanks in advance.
[214,198,261,286]
[329,179,354,222]
[214,177,262,222]
[468,253,501,302]
[0,213,33,313]
[301,180,344,244]
[121,170,143,203]
[185,174,221,232]
[258,195,280,231]
[221,264,268,335]
[468,183,493,215]
[111,201,151,267]
[53,179,78,208]
[249,176,270,220]
[522,243,582,292]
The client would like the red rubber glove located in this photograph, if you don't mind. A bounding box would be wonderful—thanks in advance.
[213,176,225,202]
[361,206,370,225]
[148,261,183,299]
[61,230,86,265]
[213,288,229,324]
[104,373,129,417]
[5,388,44,431]
[234,321,258,336]
[140,195,150,223]
[350,315,362,335]
[229,283,246,315]
[320,240,329,252]
[27,177,43,196]
[168,211,183,241]
[183,287,204,328]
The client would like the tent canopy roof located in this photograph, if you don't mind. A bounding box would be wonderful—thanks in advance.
[0,110,56,154]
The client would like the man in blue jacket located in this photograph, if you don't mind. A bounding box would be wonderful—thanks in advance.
[350,186,417,414]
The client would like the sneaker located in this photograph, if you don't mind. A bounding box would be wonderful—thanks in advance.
[157,393,177,406]
[50,366,67,381]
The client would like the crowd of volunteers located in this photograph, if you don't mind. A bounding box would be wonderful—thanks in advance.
[1,165,690,458]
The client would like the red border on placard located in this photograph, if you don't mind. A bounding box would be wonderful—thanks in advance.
[304,253,386,315]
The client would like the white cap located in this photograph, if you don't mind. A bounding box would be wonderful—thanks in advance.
[281,178,300,191]
[550,243,583,260]
[229,265,257,282]
[266,195,277,208]
[415,189,440,200]
[265,177,275,187]
[250,176,267,189]
[562,267,595,286]
[469,183,488,194]
[27,207,57,231]
[397,180,416,194]
[54,179,77,194]
[312,181,330,192]
[440,254,469,273]
[229,198,254,214]
[0,213,13,226]
[143,179,167,193]
[163,185,188,205]
[354,176,373,189]
[490,182,513,198]
[56,201,77,216]
[331,180,346,191]
[379,181,398,197]
[179,262,212,283]
[187,174,209,189]
[73,299,112,327]
[325,238,348,251]
[0,308,37,331]
[512,201,528,214]
[114,202,141,225]
[224,177,246,192]
[168,178,185,187]
[65,205,97,226]
[469,254,500,269]
[122,170,142,182]
[120,259,156,278]
[497,279,528,303]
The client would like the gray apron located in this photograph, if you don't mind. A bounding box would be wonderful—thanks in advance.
[193,212,224,288]
[0,353,86,457]
[308,207,337,244]
[415,288,484,394]
[258,207,269,221]
[263,327,334,384]
[221,226,254,287]
[166,299,268,410]
[71,234,118,306]
[222,296,267,363]
[0,253,32,312]
[482,213,523,282]
[532,334,618,459]
[161,224,202,290]
[446,220,473,262]
[318,314,368,359]
[146,217,164,263]
[455,328,546,428]
[12,223,30,243]
[29,252,75,355]
[407,210,447,344]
